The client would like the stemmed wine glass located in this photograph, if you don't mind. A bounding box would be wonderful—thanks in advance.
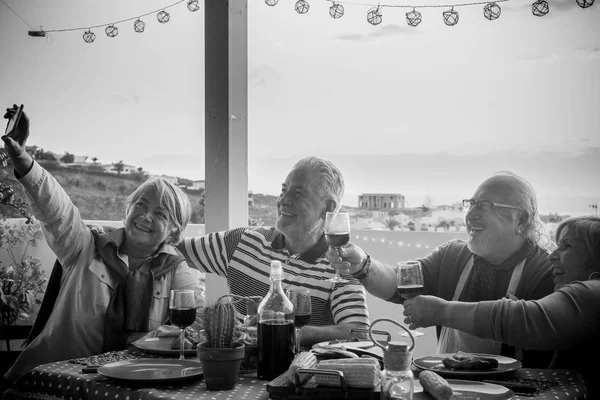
[169,289,197,360]
[397,260,425,337]
[324,212,350,283]
[286,289,312,355]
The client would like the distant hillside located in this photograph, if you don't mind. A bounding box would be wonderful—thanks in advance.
[1,164,278,225]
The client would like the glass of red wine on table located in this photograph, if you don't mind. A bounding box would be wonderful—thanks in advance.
[324,212,351,283]
[286,289,312,355]
[169,289,197,360]
[397,260,425,337]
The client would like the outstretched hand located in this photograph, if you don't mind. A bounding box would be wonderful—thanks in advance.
[325,242,367,276]
[2,105,33,176]
[2,105,30,159]
[402,295,448,330]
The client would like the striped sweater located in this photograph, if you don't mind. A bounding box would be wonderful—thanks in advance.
[180,226,370,327]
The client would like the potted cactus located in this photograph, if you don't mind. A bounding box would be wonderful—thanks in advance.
[197,295,246,390]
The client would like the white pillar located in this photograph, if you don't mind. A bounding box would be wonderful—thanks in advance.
[204,0,248,300]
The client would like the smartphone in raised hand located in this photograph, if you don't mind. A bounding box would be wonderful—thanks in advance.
[4,104,24,138]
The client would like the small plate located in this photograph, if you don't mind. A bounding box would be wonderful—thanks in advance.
[312,340,384,360]
[132,332,197,357]
[413,353,522,379]
[415,379,513,399]
[98,359,203,383]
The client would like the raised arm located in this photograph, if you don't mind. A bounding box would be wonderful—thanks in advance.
[326,243,398,301]
[2,108,91,269]
[403,281,600,351]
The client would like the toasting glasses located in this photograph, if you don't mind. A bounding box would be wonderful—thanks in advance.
[286,289,312,355]
[397,260,425,337]
[169,289,196,359]
[324,212,350,283]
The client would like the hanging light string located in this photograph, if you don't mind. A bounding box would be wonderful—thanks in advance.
[324,0,509,8]
[43,0,186,32]
[17,0,200,42]
[275,0,594,25]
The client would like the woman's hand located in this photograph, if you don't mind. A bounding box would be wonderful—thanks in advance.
[325,242,367,276]
[2,105,33,176]
[402,295,449,330]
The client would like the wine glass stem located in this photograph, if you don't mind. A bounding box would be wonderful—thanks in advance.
[179,328,185,360]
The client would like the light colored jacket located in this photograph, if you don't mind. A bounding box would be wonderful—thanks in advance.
[5,162,203,381]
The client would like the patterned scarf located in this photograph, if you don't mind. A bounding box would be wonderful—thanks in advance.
[91,228,184,352]
[466,241,534,302]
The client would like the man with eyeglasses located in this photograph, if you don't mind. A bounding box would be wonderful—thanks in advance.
[326,171,555,368]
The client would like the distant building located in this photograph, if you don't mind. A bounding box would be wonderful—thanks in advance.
[99,163,139,175]
[189,180,205,191]
[72,155,89,165]
[358,193,406,210]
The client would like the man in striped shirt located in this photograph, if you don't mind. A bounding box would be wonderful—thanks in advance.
[177,156,370,348]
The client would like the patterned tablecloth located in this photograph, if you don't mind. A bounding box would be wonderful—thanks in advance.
[1,349,586,400]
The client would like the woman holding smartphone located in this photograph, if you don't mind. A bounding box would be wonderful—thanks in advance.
[1,105,204,384]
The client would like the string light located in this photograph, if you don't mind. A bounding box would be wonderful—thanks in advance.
[367,6,383,25]
[83,30,96,43]
[532,0,549,16]
[296,0,311,13]
[187,0,200,12]
[406,8,422,27]
[134,18,146,33]
[329,2,345,18]
[105,24,118,37]
[483,2,501,20]
[443,7,460,26]
[576,0,594,8]
[157,10,170,23]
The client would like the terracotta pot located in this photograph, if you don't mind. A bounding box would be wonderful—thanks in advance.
[197,342,245,390]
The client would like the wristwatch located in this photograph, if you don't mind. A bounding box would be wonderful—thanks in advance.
[351,253,371,280]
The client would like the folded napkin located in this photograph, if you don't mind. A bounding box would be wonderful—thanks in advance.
[315,358,380,388]
[69,351,139,366]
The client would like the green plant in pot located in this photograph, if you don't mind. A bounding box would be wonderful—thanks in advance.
[197,295,246,390]
[0,182,46,329]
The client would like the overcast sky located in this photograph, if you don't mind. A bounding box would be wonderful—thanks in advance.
[1,0,599,215]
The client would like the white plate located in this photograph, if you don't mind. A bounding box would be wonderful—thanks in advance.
[132,332,197,357]
[415,379,513,399]
[413,353,522,379]
[98,359,203,383]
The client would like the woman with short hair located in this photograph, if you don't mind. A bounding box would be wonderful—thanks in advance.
[2,105,203,382]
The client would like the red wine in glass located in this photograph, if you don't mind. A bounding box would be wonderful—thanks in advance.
[396,284,424,298]
[170,308,196,328]
[286,289,312,354]
[294,314,311,328]
[324,212,351,283]
[169,289,196,359]
[325,232,350,247]
[397,261,425,337]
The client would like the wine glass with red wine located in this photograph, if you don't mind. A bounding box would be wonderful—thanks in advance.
[286,289,311,355]
[324,212,351,283]
[169,289,197,360]
[397,260,425,337]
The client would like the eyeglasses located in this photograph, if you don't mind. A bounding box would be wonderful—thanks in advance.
[462,199,523,212]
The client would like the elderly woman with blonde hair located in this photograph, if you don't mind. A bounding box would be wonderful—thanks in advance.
[403,215,600,398]
[2,105,203,383]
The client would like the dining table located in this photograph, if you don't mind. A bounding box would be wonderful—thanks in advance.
[1,348,587,400]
